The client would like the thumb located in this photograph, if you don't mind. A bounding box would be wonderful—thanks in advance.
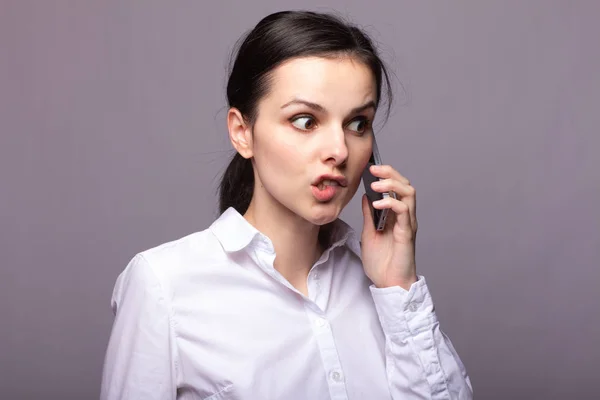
[361,194,376,237]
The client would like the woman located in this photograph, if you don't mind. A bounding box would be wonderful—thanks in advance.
[101,10,473,400]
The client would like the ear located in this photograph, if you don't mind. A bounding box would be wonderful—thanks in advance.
[227,108,253,159]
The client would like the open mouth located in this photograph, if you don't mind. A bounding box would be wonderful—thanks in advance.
[316,179,341,190]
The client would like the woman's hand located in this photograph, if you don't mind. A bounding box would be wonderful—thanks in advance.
[360,164,418,290]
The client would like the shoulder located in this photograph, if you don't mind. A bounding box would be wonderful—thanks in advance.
[111,227,226,302]
[140,228,221,269]
[138,226,230,283]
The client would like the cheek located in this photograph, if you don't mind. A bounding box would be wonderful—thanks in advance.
[259,141,297,173]
[253,127,304,184]
[358,151,371,170]
[343,143,372,195]
[350,142,373,175]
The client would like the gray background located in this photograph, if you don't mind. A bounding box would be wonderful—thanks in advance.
[1,1,598,399]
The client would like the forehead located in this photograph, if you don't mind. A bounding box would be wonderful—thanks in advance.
[263,56,377,111]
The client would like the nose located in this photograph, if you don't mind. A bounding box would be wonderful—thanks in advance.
[321,126,349,166]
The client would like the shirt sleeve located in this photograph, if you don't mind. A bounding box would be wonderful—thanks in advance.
[100,254,179,400]
[369,276,473,400]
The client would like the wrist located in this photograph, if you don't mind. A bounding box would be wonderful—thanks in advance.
[376,275,418,291]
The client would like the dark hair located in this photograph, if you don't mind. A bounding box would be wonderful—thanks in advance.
[219,10,394,214]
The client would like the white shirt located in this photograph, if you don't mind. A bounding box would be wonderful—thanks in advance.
[101,207,473,400]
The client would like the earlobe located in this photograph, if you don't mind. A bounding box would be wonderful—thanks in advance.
[227,108,253,159]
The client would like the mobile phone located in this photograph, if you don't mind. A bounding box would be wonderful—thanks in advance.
[362,137,396,231]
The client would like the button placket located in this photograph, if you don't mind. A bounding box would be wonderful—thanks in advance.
[314,271,321,291]
[304,305,349,400]
[315,317,327,329]
[307,269,322,303]
[329,370,344,383]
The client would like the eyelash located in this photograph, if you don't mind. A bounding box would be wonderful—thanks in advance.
[289,114,372,135]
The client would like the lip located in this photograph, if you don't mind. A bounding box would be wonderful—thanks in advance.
[311,174,348,187]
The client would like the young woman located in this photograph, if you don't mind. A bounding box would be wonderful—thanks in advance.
[101,10,473,400]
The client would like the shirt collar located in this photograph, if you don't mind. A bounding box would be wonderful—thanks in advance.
[209,207,265,252]
[321,216,362,258]
[209,207,362,258]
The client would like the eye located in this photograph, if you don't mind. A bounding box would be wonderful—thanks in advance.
[346,117,371,134]
[290,115,317,131]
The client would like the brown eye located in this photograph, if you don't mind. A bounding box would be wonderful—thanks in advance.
[347,118,370,134]
[291,116,316,131]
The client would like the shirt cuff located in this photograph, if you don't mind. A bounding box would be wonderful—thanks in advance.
[369,275,437,336]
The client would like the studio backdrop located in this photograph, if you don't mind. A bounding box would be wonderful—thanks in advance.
[1,1,598,399]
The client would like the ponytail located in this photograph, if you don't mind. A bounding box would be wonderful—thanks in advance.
[219,153,254,215]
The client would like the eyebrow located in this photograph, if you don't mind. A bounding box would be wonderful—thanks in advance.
[280,98,376,115]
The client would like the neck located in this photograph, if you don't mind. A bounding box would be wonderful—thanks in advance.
[243,197,324,294]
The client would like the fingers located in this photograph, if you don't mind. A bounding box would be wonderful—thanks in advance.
[369,166,417,233]
[372,196,410,216]
[369,165,410,185]
[372,195,413,232]
[371,178,415,198]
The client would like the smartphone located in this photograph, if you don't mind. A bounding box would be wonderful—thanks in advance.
[362,137,396,231]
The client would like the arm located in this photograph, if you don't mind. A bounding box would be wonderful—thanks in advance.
[370,276,473,400]
[100,254,179,400]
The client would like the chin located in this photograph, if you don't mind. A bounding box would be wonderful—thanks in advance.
[306,203,342,226]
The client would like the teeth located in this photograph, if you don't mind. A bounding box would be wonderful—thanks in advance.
[318,179,340,190]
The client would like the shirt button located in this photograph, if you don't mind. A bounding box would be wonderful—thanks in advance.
[330,370,344,382]
[315,317,327,328]
[408,302,419,312]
